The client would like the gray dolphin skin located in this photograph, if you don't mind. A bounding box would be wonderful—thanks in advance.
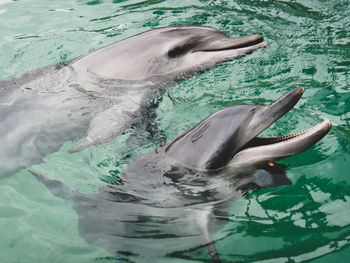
[33,88,331,263]
[0,25,267,178]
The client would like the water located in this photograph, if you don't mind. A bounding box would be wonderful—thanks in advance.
[0,0,349,262]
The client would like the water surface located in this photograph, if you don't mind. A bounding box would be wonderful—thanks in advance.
[0,0,349,262]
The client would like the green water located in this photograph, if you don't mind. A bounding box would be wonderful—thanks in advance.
[0,0,349,262]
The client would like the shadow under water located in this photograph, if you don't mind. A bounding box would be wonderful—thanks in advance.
[32,158,291,262]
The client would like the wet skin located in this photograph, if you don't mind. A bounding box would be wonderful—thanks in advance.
[33,88,331,262]
[0,25,267,177]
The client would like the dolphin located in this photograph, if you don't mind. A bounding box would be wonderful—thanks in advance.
[0,25,267,178]
[32,88,331,262]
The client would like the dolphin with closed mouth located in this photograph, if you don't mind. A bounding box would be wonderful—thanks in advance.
[32,88,331,262]
[0,25,267,178]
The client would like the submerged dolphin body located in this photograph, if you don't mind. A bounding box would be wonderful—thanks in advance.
[0,25,268,177]
[33,88,331,262]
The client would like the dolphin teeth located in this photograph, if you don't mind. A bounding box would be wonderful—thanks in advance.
[252,120,330,146]
[275,120,331,144]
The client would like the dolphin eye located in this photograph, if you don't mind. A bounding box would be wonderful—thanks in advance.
[167,37,203,58]
[168,44,193,58]
[168,37,203,59]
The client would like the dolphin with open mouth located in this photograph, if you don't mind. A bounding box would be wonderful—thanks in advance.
[0,25,267,177]
[32,87,331,262]
[165,87,331,172]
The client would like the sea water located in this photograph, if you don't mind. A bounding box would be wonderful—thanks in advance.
[0,0,349,262]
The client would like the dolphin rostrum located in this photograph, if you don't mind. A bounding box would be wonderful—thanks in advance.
[0,25,267,177]
[32,87,331,262]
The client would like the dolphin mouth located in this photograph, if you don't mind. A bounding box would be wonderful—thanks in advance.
[230,88,332,166]
[243,120,331,152]
[195,34,267,52]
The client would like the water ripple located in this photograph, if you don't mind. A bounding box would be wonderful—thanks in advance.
[0,0,349,262]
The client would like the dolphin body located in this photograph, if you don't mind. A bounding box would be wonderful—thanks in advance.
[33,88,331,262]
[0,25,267,178]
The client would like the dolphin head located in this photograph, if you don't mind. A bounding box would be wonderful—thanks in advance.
[156,25,267,78]
[71,25,267,81]
[165,88,331,174]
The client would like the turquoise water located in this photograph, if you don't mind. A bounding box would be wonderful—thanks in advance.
[0,0,350,262]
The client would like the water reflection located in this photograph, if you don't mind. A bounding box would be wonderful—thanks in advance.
[33,150,293,262]
[216,175,350,262]
[1,0,349,262]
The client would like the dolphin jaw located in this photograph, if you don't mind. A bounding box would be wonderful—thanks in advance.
[179,40,268,77]
[187,35,268,67]
[194,34,266,52]
[225,119,331,169]
[191,41,268,63]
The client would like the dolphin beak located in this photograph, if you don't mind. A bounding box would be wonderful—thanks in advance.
[235,87,305,148]
[195,34,268,52]
[231,120,331,167]
[229,88,332,167]
[254,87,305,130]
